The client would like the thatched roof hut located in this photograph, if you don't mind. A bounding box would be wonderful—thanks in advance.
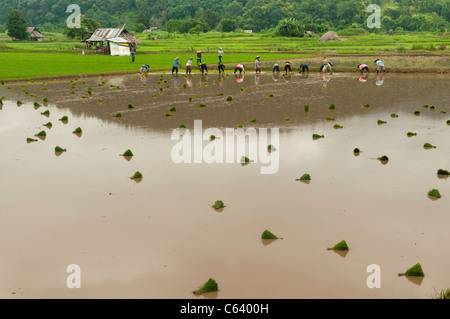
[319,31,342,42]
[27,27,44,41]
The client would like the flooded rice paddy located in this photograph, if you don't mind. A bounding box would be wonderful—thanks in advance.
[0,71,449,298]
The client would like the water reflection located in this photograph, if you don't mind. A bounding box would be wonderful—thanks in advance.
[375,73,385,86]
[186,74,193,88]
[255,73,260,87]
[359,74,369,83]
[235,73,244,83]
[322,74,331,88]
[272,71,280,81]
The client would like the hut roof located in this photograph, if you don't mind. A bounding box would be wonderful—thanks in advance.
[319,31,342,42]
[85,26,141,43]
[26,27,44,38]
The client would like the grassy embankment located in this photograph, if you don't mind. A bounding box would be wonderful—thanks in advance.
[0,31,448,81]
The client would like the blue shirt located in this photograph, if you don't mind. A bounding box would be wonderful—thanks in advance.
[173,60,180,67]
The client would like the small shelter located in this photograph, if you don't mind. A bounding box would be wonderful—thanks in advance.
[27,27,45,41]
[84,25,141,55]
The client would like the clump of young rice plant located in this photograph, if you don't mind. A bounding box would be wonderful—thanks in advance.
[327,240,349,251]
[398,263,425,277]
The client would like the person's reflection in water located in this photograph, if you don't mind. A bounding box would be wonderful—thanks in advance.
[198,73,207,86]
[284,73,291,82]
[301,72,309,80]
[172,74,179,89]
[322,73,331,88]
[359,73,369,83]
[255,73,260,87]
[375,72,385,87]
[218,73,225,86]
[235,73,244,83]
[272,72,280,82]
[186,74,193,88]
[140,74,148,84]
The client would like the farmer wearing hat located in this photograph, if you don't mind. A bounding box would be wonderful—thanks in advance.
[218,47,223,63]
[172,57,180,74]
[197,50,202,65]
[255,56,261,73]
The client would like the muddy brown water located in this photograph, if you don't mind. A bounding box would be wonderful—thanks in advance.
[0,72,449,299]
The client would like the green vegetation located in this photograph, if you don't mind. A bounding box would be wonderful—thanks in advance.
[440,110,447,114]
[122,149,134,157]
[240,88,244,92]
[209,135,215,141]
[422,104,429,109]
[423,143,436,149]
[428,189,441,198]
[430,105,435,110]
[327,240,349,251]
[378,155,389,161]
[131,171,143,179]
[240,156,250,163]
[54,146,66,153]
[268,94,274,98]
[407,132,417,137]
[43,122,52,128]
[226,95,232,101]
[165,113,173,118]
[437,169,450,176]
[26,137,37,143]
[414,111,420,115]
[179,123,187,128]
[42,97,48,103]
[41,110,50,116]
[113,112,122,118]
[249,118,256,123]
[33,102,40,107]
[188,96,193,102]
[261,230,278,240]
[433,288,450,299]
[296,173,311,181]
[35,130,46,137]
[326,117,334,121]
[304,104,310,112]
[236,124,243,128]
[334,124,343,129]
[212,200,225,209]
[329,104,336,110]
[399,263,425,277]
[73,127,82,134]
[377,120,387,125]
[446,120,450,125]
[267,144,275,152]
[390,113,398,118]
[285,117,290,121]
[59,115,68,122]
[98,98,103,103]
[199,103,206,108]
[353,148,360,154]
[312,134,324,139]
[128,103,134,109]
[194,278,218,295]
[16,100,23,106]
[169,106,176,112]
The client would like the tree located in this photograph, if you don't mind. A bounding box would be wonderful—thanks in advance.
[275,18,305,37]
[136,13,149,28]
[134,23,147,33]
[82,18,101,32]
[6,9,28,40]
[220,19,238,32]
